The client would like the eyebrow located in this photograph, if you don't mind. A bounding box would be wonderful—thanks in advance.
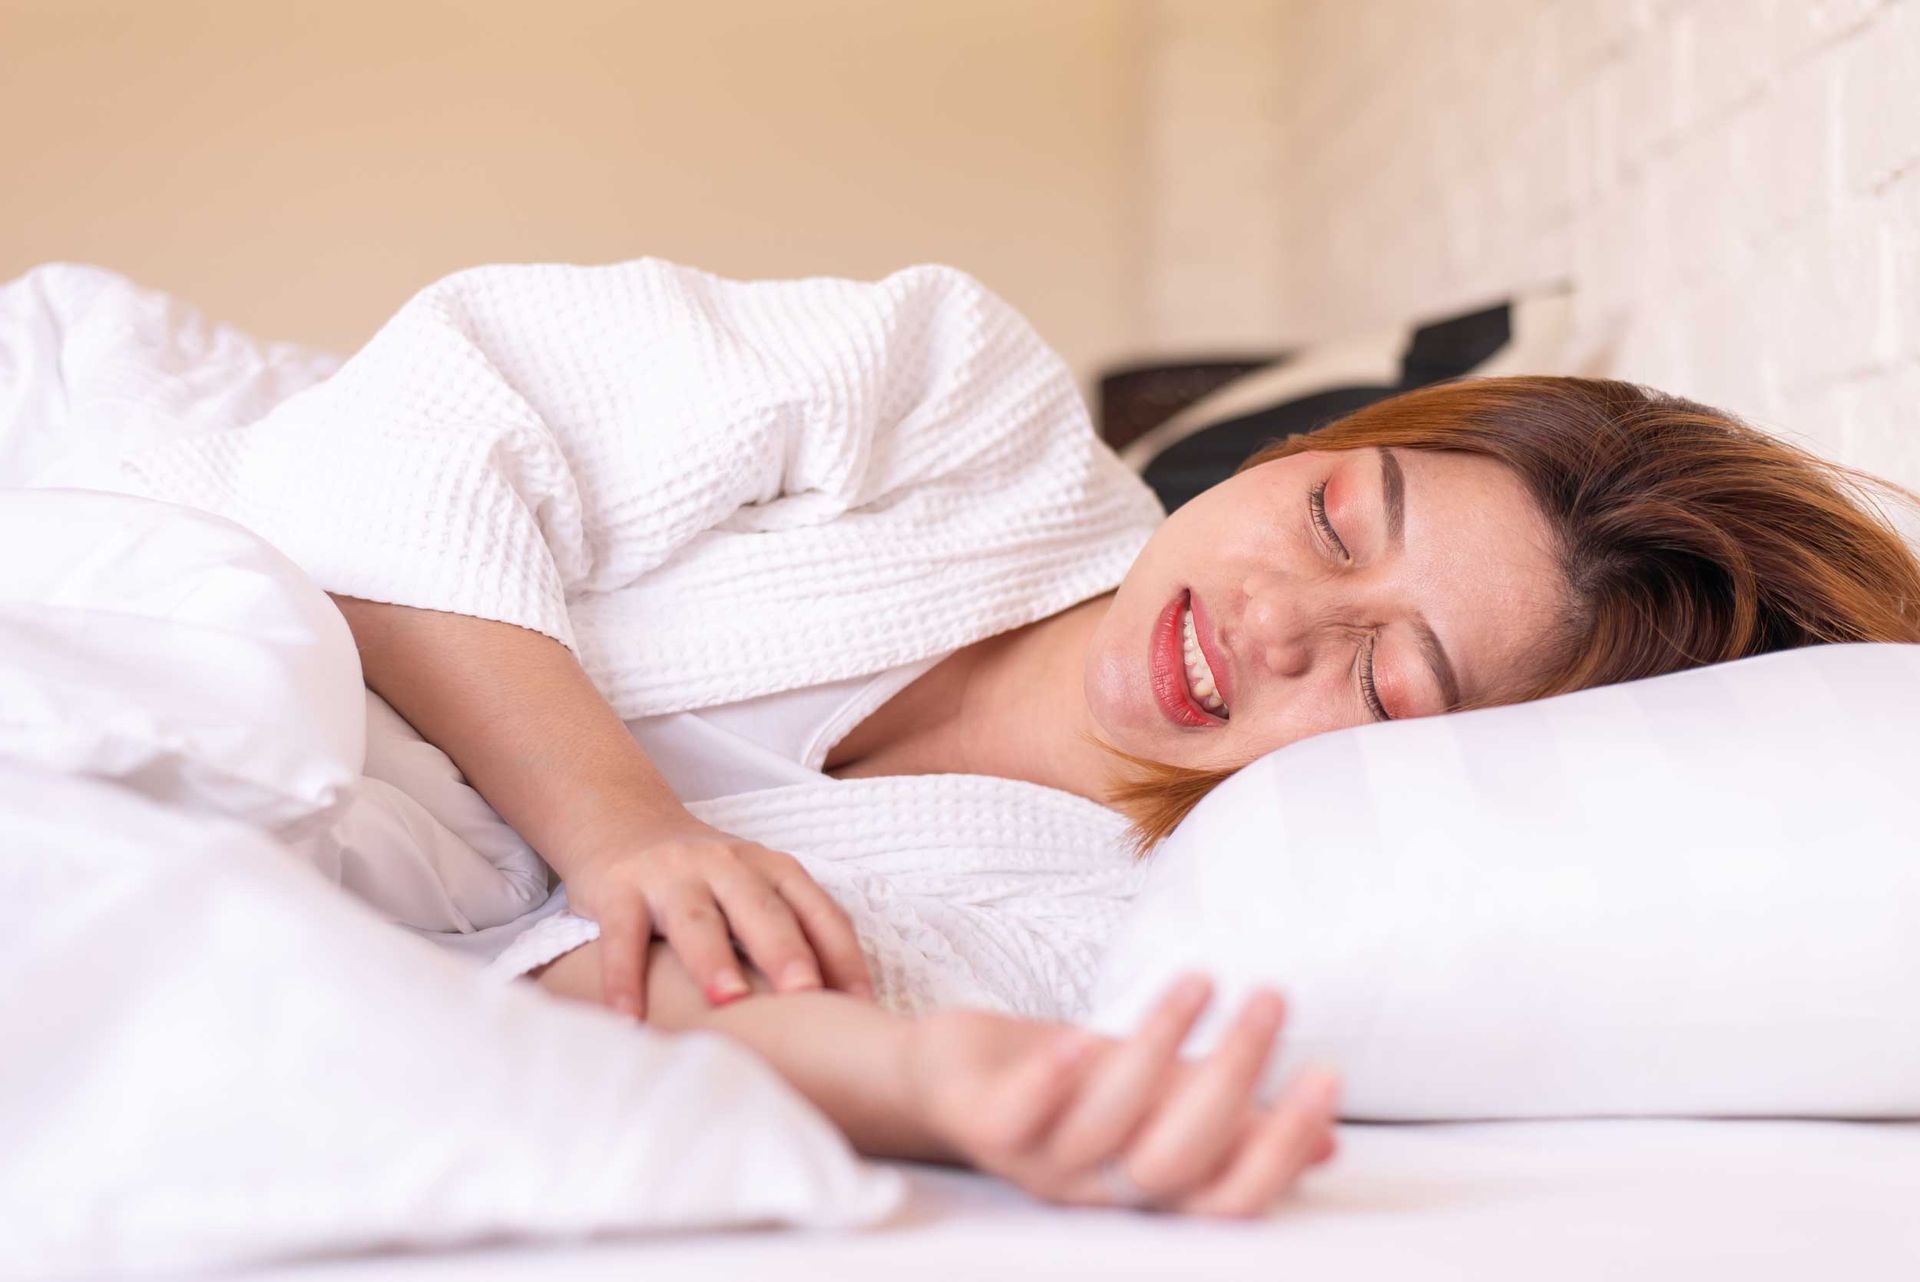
[1379,446,1464,711]
[1381,445,1406,548]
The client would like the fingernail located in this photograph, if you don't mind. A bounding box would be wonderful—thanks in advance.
[779,962,821,991]
[1300,1066,1342,1108]
[1245,990,1287,1023]
[709,969,750,1002]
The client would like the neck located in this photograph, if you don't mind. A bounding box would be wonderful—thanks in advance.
[946,593,1116,801]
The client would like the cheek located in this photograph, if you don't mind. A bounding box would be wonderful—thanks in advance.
[1081,611,1148,729]
[1228,681,1367,761]
[1081,633,1127,715]
[1142,484,1272,570]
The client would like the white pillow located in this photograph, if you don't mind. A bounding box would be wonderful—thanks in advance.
[1088,642,1920,1120]
[0,758,901,1274]
[0,488,365,832]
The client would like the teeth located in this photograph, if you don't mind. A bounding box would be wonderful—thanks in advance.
[1180,604,1227,716]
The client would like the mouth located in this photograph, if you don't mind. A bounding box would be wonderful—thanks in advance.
[1151,589,1231,728]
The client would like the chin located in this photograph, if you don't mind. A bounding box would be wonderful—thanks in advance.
[1082,640,1160,760]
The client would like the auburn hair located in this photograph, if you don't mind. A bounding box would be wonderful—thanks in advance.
[1100,375,1920,854]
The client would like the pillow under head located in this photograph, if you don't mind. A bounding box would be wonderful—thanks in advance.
[1088,642,1920,1120]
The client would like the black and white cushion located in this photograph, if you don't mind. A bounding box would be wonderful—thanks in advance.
[1116,290,1576,512]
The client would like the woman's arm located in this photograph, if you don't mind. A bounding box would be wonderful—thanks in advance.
[331,595,872,1016]
[538,935,942,1159]
[537,942,1341,1215]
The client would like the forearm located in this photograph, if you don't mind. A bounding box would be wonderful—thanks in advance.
[329,595,684,876]
[537,940,949,1162]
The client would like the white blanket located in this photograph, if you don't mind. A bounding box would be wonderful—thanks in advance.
[0,759,901,1276]
[0,268,909,1274]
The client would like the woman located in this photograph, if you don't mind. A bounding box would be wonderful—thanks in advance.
[129,260,1920,1216]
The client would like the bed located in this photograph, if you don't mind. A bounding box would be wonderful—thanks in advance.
[254,1118,1920,1280]
[6,263,1919,1279]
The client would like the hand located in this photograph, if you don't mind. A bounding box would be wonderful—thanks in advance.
[902,975,1338,1217]
[563,813,873,1019]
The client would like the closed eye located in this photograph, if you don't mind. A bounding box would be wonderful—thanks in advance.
[1360,634,1392,722]
[1308,480,1350,559]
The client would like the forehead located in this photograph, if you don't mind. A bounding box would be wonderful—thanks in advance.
[1379,447,1566,700]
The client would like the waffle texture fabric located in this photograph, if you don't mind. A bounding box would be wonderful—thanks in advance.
[122,258,1166,719]
[485,775,1149,1019]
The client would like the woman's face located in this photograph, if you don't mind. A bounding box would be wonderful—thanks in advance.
[1084,446,1568,772]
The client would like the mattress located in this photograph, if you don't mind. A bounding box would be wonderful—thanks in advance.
[254,1117,1920,1280]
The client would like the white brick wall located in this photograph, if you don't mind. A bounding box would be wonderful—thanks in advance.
[1155,0,1920,486]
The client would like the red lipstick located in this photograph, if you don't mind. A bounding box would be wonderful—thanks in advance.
[1151,589,1226,728]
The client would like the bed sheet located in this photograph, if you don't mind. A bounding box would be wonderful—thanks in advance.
[256,1117,1920,1281]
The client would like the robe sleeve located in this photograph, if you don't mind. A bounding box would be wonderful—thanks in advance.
[120,258,1089,654]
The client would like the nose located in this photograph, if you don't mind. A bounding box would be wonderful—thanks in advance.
[1240,575,1316,678]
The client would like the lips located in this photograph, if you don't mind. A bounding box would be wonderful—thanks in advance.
[1151,589,1227,728]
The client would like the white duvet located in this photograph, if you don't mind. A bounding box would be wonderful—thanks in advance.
[0,265,922,1274]
[0,759,900,1275]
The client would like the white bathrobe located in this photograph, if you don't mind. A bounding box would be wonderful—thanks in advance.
[122,258,1170,1019]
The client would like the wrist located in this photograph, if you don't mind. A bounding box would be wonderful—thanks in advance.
[887,1013,964,1164]
[545,792,697,880]
[694,989,954,1163]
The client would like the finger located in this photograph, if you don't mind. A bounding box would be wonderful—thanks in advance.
[1120,989,1289,1198]
[658,887,751,1005]
[596,898,651,1021]
[772,869,874,998]
[710,868,823,995]
[1176,1069,1340,1219]
[1042,973,1214,1171]
[979,1029,1099,1157]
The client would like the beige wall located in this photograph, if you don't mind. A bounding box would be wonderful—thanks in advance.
[20,0,1914,474]
[1139,0,1290,356]
[1,0,1147,386]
